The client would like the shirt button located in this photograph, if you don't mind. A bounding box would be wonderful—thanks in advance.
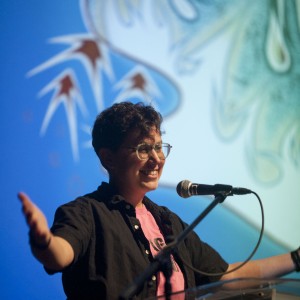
[151,275,156,281]
[134,225,139,230]
[125,204,131,210]
[145,249,150,255]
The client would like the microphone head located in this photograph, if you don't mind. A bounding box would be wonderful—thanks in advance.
[176,180,192,198]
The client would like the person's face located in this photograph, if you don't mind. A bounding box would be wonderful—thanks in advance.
[108,127,165,201]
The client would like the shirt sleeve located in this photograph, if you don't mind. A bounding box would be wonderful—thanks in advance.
[185,229,229,284]
[49,198,93,269]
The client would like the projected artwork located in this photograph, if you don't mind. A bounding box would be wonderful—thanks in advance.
[27,0,300,184]
[1,1,300,299]
[25,0,300,243]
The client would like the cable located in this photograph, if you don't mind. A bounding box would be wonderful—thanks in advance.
[180,190,264,277]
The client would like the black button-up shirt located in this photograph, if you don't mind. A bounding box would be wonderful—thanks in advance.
[48,182,228,299]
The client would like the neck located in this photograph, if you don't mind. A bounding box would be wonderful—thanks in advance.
[135,201,144,208]
[108,181,145,208]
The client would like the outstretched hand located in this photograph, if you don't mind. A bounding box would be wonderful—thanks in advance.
[18,192,74,269]
[18,192,51,247]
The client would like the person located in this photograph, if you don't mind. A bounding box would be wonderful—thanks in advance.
[19,101,300,300]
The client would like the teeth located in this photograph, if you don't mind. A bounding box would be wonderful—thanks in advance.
[142,170,157,175]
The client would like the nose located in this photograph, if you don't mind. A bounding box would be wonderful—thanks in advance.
[148,148,161,163]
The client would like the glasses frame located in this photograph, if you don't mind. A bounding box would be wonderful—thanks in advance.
[128,143,172,160]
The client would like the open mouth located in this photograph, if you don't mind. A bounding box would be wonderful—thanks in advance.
[140,170,158,176]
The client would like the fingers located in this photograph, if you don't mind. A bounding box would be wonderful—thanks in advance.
[18,191,30,206]
[18,191,35,225]
[18,192,34,215]
[18,191,52,248]
[17,191,49,236]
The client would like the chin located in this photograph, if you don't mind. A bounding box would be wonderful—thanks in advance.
[141,181,159,192]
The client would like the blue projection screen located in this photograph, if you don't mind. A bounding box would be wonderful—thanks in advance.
[1,1,300,299]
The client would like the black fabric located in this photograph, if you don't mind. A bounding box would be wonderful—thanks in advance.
[47,182,228,300]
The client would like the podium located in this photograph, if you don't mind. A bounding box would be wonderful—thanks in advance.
[149,278,300,299]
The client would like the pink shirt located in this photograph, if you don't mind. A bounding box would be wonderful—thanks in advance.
[136,205,185,298]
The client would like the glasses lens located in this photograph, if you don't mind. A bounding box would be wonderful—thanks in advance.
[164,144,171,158]
[136,144,150,160]
[155,144,168,159]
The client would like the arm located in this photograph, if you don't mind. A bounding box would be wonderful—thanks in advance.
[221,252,298,281]
[18,192,74,271]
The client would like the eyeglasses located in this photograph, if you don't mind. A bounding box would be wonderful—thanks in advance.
[128,143,172,160]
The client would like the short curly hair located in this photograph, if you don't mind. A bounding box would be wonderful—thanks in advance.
[92,102,163,157]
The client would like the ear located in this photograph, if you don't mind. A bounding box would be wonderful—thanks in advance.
[98,148,115,171]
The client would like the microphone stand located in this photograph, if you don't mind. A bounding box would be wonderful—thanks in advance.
[119,193,227,300]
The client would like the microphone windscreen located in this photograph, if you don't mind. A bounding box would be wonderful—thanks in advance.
[176,180,192,198]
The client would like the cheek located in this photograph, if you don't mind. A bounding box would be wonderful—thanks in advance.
[120,158,144,175]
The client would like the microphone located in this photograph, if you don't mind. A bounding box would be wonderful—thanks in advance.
[176,180,252,198]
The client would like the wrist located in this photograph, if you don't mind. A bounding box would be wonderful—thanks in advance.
[291,247,300,272]
[29,230,52,250]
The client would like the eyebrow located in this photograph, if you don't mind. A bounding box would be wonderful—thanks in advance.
[139,140,163,145]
